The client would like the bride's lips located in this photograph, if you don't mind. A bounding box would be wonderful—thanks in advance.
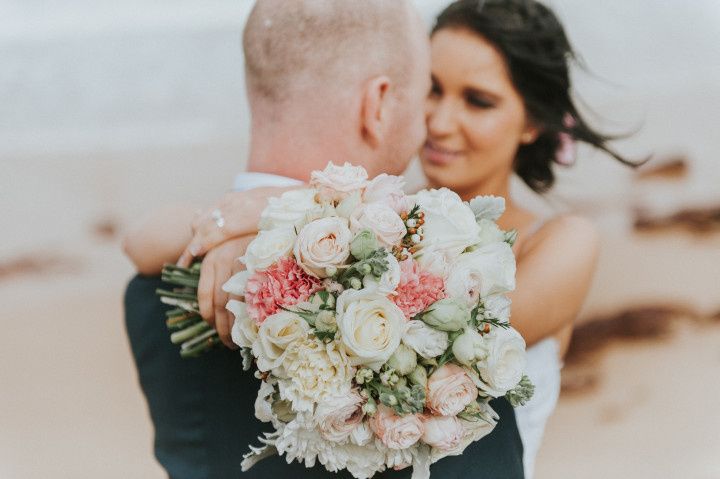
[421,140,464,166]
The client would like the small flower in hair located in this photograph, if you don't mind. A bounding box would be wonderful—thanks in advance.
[555,113,576,166]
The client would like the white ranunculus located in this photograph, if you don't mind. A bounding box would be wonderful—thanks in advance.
[278,338,354,412]
[402,320,449,359]
[468,195,505,222]
[413,188,480,262]
[258,188,321,231]
[445,242,516,308]
[310,162,369,204]
[222,270,250,296]
[336,289,405,371]
[476,326,526,397]
[314,390,365,443]
[362,252,401,295]
[482,294,512,324]
[227,300,258,349]
[350,203,407,248]
[363,173,409,214]
[294,217,353,278]
[254,311,310,373]
[241,227,296,273]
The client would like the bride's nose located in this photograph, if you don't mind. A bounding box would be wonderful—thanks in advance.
[426,97,457,138]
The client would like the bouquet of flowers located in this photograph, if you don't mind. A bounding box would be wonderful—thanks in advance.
[159,162,534,478]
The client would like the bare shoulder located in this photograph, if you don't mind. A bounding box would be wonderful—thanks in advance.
[521,214,600,270]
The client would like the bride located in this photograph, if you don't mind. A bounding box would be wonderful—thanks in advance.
[127,1,635,477]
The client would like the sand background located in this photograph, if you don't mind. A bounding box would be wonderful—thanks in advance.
[2,1,719,478]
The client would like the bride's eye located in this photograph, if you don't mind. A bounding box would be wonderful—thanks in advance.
[429,80,442,98]
[465,92,494,109]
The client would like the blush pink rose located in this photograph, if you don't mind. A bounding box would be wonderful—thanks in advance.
[315,390,366,443]
[392,259,445,320]
[245,257,322,324]
[369,405,424,450]
[421,415,464,451]
[426,364,478,416]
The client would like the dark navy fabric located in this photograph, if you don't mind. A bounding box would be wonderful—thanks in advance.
[124,274,524,479]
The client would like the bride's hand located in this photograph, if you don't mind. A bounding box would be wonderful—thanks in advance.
[196,235,254,348]
[176,186,294,268]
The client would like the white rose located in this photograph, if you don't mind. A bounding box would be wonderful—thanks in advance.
[258,188,322,231]
[227,300,258,349]
[314,390,365,443]
[278,338,354,412]
[413,188,480,261]
[241,227,296,273]
[362,252,401,295]
[482,294,512,324]
[445,242,516,308]
[254,311,310,373]
[310,162,368,203]
[294,217,352,278]
[421,415,464,452]
[350,203,407,248]
[414,246,450,279]
[476,326,526,397]
[336,289,405,371]
[402,320,449,359]
[363,173,410,214]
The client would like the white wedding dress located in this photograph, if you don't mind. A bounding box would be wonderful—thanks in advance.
[513,218,563,479]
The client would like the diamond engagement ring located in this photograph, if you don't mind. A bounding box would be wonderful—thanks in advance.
[211,208,226,229]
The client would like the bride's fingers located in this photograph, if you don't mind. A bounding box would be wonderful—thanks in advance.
[197,260,216,325]
[213,264,236,349]
[176,228,226,268]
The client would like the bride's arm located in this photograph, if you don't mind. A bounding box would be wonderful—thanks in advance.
[508,215,600,348]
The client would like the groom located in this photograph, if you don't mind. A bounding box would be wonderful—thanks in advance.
[124,1,524,478]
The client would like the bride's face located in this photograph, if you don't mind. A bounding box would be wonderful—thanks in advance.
[420,28,538,198]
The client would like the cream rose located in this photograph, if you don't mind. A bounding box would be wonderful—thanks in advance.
[241,227,296,273]
[227,300,258,349]
[259,188,322,231]
[314,390,365,443]
[413,188,480,261]
[421,415,464,451]
[369,405,424,450]
[476,326,526,397]
[402,320,449,359]
[427,364,478,416]
[278,338,354,412]
[445,242,516,307]
[254,311,310,373]
[294,217,352,278]
[336,289,405,371]
[363,173,410,214]
[310,162,368,204]
[451,328,486,367]
[482,294,512,324]
[350,203,407,248]
[468,195,505,222]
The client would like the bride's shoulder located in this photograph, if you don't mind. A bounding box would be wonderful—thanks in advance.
[521,214,600,269]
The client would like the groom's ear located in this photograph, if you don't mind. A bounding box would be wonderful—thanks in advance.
[360,75,392,148]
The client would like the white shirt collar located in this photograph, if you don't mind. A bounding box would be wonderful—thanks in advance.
[232,171,304,192]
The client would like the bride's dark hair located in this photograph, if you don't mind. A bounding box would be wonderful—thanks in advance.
[433,0,637,193]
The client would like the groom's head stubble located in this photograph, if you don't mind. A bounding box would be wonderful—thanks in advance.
[243,0,430,180]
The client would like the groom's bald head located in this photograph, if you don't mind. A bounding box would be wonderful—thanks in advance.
[243,0,419,104]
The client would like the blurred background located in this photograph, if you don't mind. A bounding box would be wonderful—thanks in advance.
[2,0,719,478]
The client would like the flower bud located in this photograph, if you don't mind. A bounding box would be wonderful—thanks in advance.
[380,392,398,406]
[421,298,471,332]
[325,265,338,277]
[387,343,418,376]
[407,365,428,388]
[350,229,378,260]
[355,368,374,385]
[349,277,363,290]
[315,310,337,333]
[504,229,518,247]
[452,328,485,366]
[362,397,377,416]
[359,263,373,276]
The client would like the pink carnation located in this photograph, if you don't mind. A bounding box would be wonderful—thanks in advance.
[245,257,322,324]
[392,259,445,320]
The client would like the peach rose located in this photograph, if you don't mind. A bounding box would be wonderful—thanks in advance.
[421,415,464,451]
[314,390,366,443]
[426,364,478,416]
[369,405,424,450]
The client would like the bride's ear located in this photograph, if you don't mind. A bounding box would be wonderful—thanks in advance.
[360,75,392,148]
[520,120,541,145]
